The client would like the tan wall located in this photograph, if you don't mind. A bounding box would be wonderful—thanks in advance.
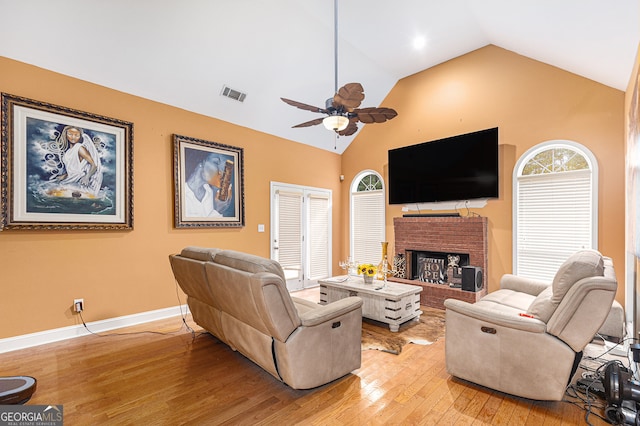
[342,45,626,303]
[0,57,342,339]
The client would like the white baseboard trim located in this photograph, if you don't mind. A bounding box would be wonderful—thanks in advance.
[0,304,190,354]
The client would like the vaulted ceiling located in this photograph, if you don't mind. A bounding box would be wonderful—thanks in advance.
[1,0,638,154]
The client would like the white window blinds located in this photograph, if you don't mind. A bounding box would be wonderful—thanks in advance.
[275,190,302,275]
[307,193,330,279]
[516,169,593,281]
[352,190,385,264]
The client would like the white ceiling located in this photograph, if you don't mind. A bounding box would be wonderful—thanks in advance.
[1,0,638,154]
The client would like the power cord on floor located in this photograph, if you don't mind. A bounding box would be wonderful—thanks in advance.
[584,336,638,381]
[175,279,197,339]
[564,382,608,426]
[565,338,635,426]
[77,310,197,338]
[564,361,613,425]
[75,281,205,342]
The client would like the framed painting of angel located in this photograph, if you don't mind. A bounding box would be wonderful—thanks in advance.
[1,93,133,230]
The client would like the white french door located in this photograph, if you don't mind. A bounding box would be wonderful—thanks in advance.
[271,182,332,291]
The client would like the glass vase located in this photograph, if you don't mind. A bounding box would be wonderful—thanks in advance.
[377,242,392,280]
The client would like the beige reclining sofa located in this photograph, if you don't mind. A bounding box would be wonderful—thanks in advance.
[169,247,363,389]
[444,249,617,401]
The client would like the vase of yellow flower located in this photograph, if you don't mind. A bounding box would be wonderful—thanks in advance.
[358,263,377,284]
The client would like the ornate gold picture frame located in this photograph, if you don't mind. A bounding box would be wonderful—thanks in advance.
[1,93,134,230]
[173,134,244,228]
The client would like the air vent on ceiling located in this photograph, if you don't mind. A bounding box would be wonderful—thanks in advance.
[221,85,246,102]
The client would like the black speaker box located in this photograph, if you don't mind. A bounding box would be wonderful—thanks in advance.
[461,266,483,292]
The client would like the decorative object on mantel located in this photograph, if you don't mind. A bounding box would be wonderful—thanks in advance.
[392,253,406,278]
[361,307,446,355]
[447,254,463,287]
[418,255,446,284]
[377,241,393,280]
[357,263,377,284]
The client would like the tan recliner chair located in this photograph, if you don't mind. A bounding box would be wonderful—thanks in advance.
[169,247,363,390]
[444,249,617,401]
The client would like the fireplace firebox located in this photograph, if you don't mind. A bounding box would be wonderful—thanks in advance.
[405,250,470,284]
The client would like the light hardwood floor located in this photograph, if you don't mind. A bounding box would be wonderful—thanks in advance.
[0,288,609,425]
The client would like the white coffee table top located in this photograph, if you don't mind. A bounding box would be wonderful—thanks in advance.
[319,275,422,298]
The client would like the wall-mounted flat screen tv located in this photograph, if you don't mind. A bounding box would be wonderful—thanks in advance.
[388,127,499,204]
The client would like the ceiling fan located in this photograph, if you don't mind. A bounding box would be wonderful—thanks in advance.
[280,0,397,137]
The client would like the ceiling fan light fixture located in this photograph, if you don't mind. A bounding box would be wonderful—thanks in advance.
[280,0,396,141]
[323,115,349,131]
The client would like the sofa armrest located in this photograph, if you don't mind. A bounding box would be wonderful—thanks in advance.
[297,297,363,327]
[500,274,550,296]
[444,299,546,333]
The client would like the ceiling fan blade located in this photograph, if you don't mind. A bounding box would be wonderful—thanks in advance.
[353,107,398,124]
[292,117,325,128]
[333,83,365,110]
[337,118,359,136]
[281,98,328,114]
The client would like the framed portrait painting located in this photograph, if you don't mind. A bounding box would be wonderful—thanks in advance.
[0,93,133,230]
[173,134,244,228]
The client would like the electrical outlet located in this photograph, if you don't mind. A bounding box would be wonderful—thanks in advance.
[73,298,84,313]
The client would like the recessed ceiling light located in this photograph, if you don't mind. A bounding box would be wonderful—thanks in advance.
[412,36,427,50]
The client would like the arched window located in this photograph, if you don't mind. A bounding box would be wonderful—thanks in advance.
[350,171,385,264]
[513,141,598,281]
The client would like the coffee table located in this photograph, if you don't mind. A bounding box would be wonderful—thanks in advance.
[318,275,422,332]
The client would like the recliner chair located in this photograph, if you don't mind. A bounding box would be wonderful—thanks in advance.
[444,249,617,401]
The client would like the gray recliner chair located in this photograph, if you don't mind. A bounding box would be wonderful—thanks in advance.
[444,249,617,401]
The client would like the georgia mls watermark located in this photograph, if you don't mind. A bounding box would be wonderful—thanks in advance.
[0,405,63,426]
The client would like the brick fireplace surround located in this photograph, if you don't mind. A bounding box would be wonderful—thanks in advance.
[390,216,488,309]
